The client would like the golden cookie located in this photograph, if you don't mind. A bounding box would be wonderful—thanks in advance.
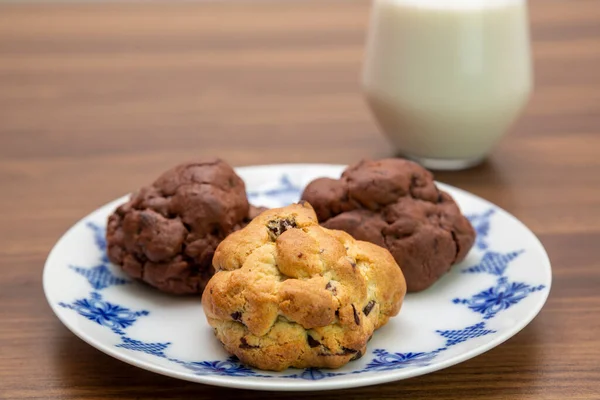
[202,202,406,371]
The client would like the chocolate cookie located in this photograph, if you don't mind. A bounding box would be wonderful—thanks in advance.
[202,202,406,371]
[106,159,256,295]
[301,158,475,292]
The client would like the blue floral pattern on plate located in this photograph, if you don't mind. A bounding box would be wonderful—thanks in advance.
[461,250,524,276]
[436,322,496,347]
[181,357,273,378]
[247,174,302,208]
[466,209,495,250]
[51,170,550,384]
[116,336,172,358]
[70,264,131,290]
[453,277,546,320]
[360,349,445,371]
[59,292,149,335]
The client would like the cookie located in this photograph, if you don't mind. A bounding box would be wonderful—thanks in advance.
[301,158,475,292]
[106,159,256,295]
[202,202,406,371]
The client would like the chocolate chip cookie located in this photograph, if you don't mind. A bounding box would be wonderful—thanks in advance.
[301,158,475,292]
[106,159,257,295]
[202,202,406,371]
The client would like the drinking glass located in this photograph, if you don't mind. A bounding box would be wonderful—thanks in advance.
[362,0,533,170]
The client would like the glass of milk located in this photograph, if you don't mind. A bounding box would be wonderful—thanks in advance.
[362,0,532,170]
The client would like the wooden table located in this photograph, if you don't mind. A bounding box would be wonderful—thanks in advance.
[1,0,599,398]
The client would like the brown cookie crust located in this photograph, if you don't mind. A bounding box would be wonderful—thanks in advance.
[106,159,253,295]
[202,202,406,371]
[301,159,475,292]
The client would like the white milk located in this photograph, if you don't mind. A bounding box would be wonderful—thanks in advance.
[362,0,532,169]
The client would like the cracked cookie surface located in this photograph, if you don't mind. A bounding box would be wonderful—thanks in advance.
[106,159,258,295]
[301,158,475,292]
[202,202,406,371]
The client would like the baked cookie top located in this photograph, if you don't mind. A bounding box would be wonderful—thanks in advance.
[202,202,406,371]
[301,158,475,292]
[106,159,252,295]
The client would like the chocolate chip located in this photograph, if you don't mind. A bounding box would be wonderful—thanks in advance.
[239,337,259,349]
[410,174,419,193]
[451,230,461,264]
[335,309,340,318]
[325,281,337,295]
[230,311,242,322]
[280,218,296,230]
[139,211,154,227]
[319,347,360,357]
[363,300,376,316]
[352,304,360,325]
[351,350,363,361]
[267,218,297,240]
[347,257,356,269]
[307,335,321,348]
[298,252,304,259]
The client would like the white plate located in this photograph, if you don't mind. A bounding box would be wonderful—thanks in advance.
[43,164,551,391]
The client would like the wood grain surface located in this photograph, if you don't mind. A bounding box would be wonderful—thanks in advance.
[1,0,599,398]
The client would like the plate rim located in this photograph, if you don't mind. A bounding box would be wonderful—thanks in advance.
[43,163,552,391]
